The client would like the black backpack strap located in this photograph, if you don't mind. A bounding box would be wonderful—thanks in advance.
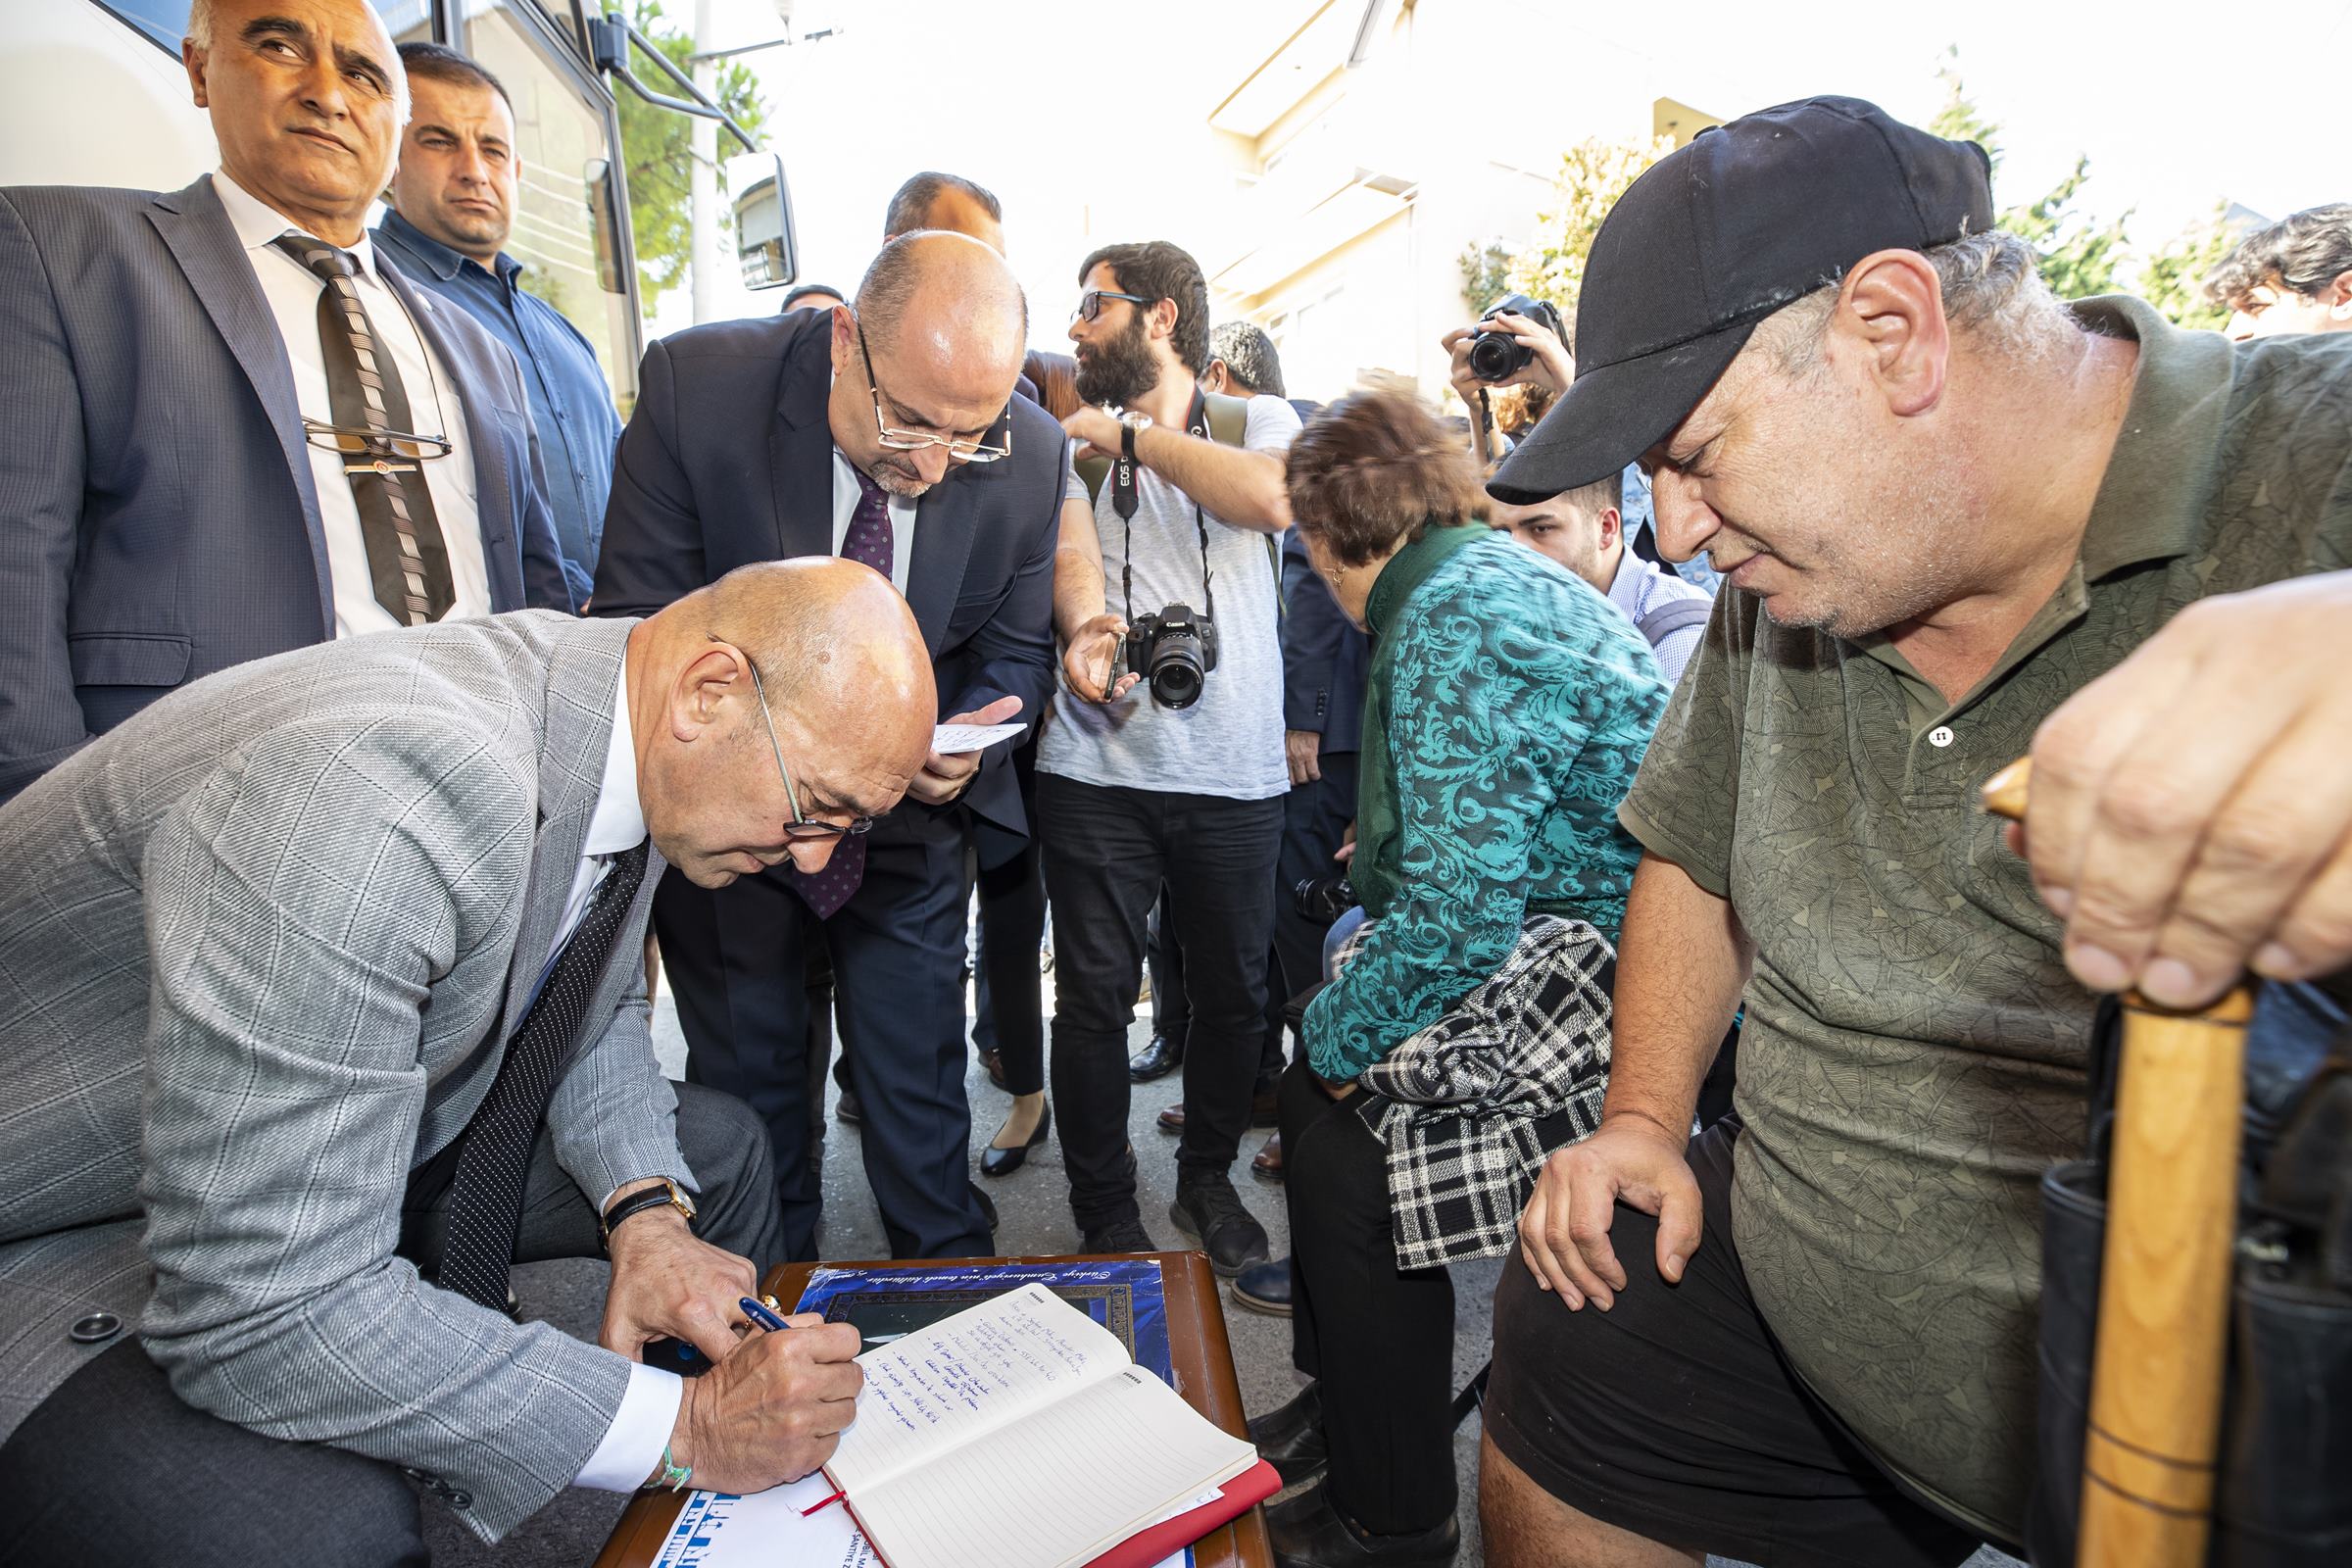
[1637,596,1713,650]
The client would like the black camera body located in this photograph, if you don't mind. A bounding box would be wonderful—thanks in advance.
[1468,293,1567,382]
[1112,603,1219,709]
[1293,873,1355,926]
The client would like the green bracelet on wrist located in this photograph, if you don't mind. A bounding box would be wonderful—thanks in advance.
[644,1443,692,1493]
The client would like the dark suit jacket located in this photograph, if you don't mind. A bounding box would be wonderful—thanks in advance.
[1282,525,1370,755]
[0,176,572,805]
[593,310,1062,860]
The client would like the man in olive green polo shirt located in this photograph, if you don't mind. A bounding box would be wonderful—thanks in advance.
[1471,97,2352,1568]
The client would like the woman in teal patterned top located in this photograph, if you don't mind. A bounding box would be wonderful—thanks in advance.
[1298,404,1667,1082]
[1246,390,1669,1566]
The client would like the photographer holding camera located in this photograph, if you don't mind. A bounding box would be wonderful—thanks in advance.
[1041,241,1301,1266]
[1444,294,1576,467]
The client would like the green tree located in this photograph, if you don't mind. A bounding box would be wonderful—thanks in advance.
[613,0,770,316]
[1929,50,2129,299]
[1457,239,1513,318]
[2136,205,2237,330]
[1497,135,1676,322]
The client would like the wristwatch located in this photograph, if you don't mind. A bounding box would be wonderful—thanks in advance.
[600,1177,697,1250]
[1117,410,1152,461]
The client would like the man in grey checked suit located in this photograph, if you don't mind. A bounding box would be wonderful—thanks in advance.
[0,559,936,1565]
[0,0,570,807]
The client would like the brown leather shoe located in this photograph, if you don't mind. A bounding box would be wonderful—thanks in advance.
[1251,1131,1284,1180]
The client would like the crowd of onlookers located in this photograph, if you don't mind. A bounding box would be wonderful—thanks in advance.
[4,10,2350,1567]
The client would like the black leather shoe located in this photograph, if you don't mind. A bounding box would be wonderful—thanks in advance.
[1128,1032,1184,1082]
[1080,1214,1159,1253]
[1246,1381,1325,1485]
[1266,1482,1458,1568]
[834,1087,862,1125]
[979,1102,1052,1178]
[1231,1255,1293,1317]
[1168,1174,1269,1278]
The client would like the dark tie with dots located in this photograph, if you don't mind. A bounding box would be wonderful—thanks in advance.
[784,470,896,920]
[436,841,651,1310]
[272,233,455,626]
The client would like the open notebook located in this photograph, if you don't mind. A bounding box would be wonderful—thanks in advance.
[818,1285,1261,1568]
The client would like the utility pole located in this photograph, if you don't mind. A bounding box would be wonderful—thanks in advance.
[688,0,720,322]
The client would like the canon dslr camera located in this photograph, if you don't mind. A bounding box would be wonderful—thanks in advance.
[1111,604,1219,709]
[1467,293,1568,382]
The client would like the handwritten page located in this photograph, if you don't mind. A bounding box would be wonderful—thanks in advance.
[825,1284,1130,1496]
[649,1472,879,1568]
[932,721,1025,755]
[849,1366,1257,1568]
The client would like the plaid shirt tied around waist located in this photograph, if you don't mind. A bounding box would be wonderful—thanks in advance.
[1352,914,1615,1271]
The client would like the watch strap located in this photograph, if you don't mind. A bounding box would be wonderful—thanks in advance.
[601,1181,690,1249]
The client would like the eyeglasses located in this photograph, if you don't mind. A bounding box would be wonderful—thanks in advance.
[724,640,877,841]
[301,419,454,469]
[1071,288,1151,324]
[856,322,1011,464]
[302,277,455,471]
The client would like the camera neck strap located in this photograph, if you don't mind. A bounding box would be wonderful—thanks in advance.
[1112,387,1216,627]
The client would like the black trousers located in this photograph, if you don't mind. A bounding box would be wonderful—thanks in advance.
[1277,1054,1458,1536]
[972,740,1047,1096]
[0,1082,781,1568]
[1039,773,1283,1228]
[655,806,992,1259]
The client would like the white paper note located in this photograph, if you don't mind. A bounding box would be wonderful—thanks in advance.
[650,1472,879,1568]
[932,721,1024,755]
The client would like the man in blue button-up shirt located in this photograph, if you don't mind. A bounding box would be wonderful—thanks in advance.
[376,43,623,604]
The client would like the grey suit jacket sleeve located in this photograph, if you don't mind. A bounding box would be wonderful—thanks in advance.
[0,191,95,800]
[545,946,692,1207]
[134,712,632,1542]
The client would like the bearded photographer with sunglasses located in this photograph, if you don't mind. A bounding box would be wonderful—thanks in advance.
[1042,241,1301,1268]
[591,231,1066,1262]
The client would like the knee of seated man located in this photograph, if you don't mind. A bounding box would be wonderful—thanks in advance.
[676,1081,774,1193]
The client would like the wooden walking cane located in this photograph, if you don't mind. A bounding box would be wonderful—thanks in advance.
[1982,759,2254,1568]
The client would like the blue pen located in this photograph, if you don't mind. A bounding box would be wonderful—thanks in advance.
[740,1295,793,1332]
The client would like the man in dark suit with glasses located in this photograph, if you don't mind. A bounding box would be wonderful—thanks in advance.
[593,229,1063,1259]
[0,0,571,807]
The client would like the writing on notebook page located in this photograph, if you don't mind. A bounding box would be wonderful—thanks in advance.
[843,1285,1122,1466]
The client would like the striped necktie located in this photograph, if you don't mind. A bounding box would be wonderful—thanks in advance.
[273,233,455,626]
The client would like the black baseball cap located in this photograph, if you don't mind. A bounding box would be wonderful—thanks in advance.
[1488,96,1994,504]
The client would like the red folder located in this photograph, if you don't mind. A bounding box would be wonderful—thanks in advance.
[1080,1459,1282,1568]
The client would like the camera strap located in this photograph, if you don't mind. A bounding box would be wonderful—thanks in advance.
[1112,389,1216,627]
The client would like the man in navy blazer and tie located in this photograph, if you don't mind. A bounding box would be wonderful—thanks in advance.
[593,231,1063,1259]
[0,0,569,806]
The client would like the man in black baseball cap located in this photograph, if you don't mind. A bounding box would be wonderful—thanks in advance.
[1478,96,2352,1567]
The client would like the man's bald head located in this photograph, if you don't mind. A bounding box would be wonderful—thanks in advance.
[630,559,935,888]
[827,232,1029,498]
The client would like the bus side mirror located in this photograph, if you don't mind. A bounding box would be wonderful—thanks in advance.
[726,150,798,290]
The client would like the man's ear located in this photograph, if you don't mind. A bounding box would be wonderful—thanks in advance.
[1151,297,1179,345]
[2328,270,2352,318]
[183,39,211,107]
[827,305,856,375]
[671,644,748,743]
[1596,506,1621,552]
[1831,249,1950,418]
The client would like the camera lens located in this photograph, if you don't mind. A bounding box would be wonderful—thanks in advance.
[1149,630,1205,709]
[1468,330,1532,382]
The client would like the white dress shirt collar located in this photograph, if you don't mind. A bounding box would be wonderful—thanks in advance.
[584,652,647,858]
[212,169,390,284]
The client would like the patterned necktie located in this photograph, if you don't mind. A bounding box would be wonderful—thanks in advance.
[272,233,456,627]
[436,840,652,1309]
[784,469,897,919]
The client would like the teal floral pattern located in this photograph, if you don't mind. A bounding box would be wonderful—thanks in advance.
[1306,534,1667,1079]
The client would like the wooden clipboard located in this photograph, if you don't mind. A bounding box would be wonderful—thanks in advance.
[591,1250,1274,1568]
